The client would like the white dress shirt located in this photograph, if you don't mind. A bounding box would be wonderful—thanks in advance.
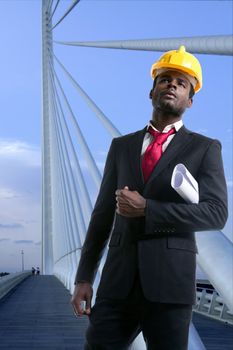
[141,120,183,156]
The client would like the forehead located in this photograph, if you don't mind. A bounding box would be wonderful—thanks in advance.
[158,70,189,83]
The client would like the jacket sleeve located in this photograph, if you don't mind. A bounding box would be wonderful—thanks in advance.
[145,139,228,234]
[75,139,117,284]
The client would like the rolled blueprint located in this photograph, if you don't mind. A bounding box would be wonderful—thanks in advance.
[171,164,199,204]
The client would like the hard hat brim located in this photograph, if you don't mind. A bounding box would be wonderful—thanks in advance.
[151,62,202,93]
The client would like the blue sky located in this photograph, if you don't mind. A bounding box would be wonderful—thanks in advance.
[0,0,232,273]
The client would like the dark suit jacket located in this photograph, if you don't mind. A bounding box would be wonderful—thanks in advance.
[75,126,228,305]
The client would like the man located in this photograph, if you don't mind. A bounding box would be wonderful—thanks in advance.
[71,46,228,349]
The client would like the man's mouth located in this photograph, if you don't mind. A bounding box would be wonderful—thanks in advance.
[161,90,177,99]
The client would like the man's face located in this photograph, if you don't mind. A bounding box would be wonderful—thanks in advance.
[150,70,193,116]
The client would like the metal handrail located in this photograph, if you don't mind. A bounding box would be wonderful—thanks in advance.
[193,286,233,324]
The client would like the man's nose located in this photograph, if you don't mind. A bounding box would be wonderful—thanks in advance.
[167,80,177,89]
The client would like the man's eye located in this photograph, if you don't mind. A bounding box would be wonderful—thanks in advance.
[178,81,186,88]
[160,78,170,83]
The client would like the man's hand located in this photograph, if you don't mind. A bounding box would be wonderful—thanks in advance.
[115,186,146,217]
[71,282,93,316]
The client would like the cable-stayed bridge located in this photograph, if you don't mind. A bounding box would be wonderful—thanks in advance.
[1,1,233,349]
[41,0,233,348]
[42,1,233,347]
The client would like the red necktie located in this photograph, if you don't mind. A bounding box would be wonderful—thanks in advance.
[142,126,176,182]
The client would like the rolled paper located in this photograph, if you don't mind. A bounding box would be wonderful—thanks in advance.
[171,164,199,204]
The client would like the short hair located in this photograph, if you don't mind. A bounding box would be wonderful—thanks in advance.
[189,84,195,99]
[153,76,195,99]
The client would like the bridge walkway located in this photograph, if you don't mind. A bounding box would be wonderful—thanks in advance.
[0,275,88,349]
[0,275,232,349]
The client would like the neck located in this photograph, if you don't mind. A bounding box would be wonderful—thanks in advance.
[151,109,182,132]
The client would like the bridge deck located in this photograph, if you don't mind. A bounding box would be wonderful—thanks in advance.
[0,275,232,349]
[0,275,88,349]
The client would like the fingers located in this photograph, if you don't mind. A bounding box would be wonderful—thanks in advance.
[115,186,130,197]
[76,298,86,316]
[75,295,91,316]
[71,294,84,316]
[115,188,133,206]
[116,191,139,207]
[115,187,146,218]
[116,203,131,214]
[85,296,91,315]
[116,196,131,205]
[116,187,135,215]
[115,187,145,218]
[116,205,142,217]
[71,283,93,317]
[76,300,91,316]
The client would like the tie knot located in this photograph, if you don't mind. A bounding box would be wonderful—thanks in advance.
[148,126,176,145]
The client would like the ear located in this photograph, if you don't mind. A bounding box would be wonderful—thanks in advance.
[187,98,193,108]
[149,89,153,99]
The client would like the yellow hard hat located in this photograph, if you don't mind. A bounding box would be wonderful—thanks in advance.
[150,46,202,93]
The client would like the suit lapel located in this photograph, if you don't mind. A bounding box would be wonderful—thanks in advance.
[127,126,194,191]
[145,126,194,186]
[128,127,146,191]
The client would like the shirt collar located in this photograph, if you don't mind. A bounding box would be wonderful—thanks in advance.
[147,119,183,133]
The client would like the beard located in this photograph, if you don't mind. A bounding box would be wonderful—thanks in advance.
[155,98,185,117]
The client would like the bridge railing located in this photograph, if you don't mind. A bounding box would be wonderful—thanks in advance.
[193,287,233,325]
[0,271,31,300]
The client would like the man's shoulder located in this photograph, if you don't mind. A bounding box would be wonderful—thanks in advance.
[183,126,220,146]
[113,128,146,144]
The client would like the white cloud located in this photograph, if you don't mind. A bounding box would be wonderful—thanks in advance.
[0,187,20,199]
[0,139,41,167]
[14,240,35,244]
[0,223,23,229]
[0,140,41,197]
[0,139,41,271]
[0,238,10,242]
[227,180,233,188]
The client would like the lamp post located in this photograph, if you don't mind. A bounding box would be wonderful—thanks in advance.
[21,250,24,271]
